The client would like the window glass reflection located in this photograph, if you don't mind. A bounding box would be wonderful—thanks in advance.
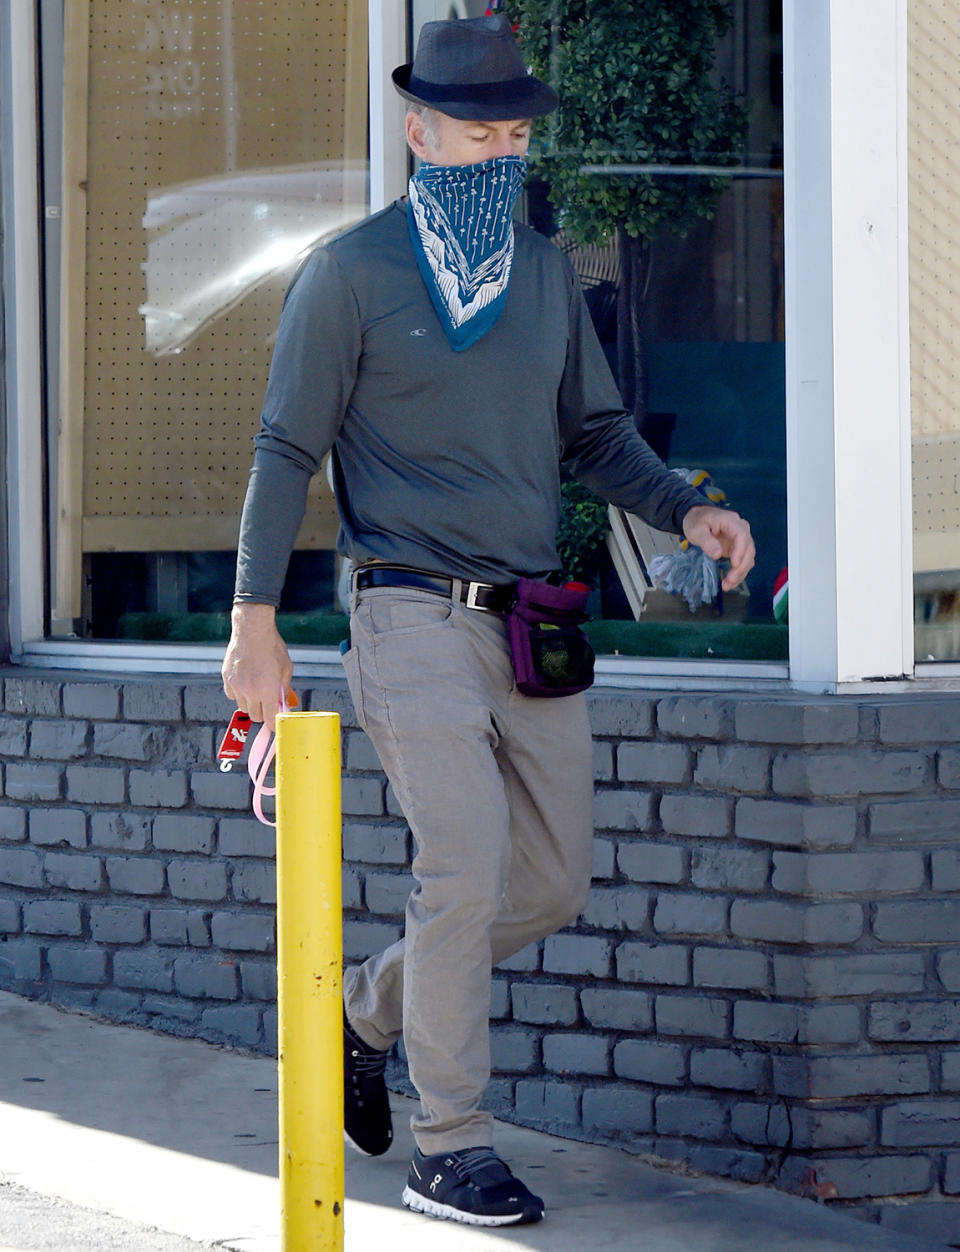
[909,2,960,663]
[52,0,368,641]
[409,2,786,660]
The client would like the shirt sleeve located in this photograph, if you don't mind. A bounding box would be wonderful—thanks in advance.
[233,246,362,605]
[555,262,705,535]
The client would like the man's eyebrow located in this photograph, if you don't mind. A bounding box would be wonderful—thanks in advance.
[465,119,533,130]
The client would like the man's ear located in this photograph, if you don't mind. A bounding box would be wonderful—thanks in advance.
[405,111,430,160]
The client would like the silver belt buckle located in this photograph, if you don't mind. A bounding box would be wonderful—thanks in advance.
[465,581,494,612]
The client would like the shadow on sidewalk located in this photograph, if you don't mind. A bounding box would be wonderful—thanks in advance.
[0,993,952,1252]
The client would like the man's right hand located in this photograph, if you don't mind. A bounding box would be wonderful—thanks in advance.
[221,603,293,731]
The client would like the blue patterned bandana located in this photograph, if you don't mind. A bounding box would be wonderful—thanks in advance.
[406,155,527,351]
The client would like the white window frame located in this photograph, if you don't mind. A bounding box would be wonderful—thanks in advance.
[783,0,913,691]
[2,0,934,693]
[369,0,409,213]
[2,0,45,657]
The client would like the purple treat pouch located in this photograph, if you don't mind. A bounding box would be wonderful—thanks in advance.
[507,578,595,698]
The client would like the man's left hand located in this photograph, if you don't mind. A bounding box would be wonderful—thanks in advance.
[682,505,755,591]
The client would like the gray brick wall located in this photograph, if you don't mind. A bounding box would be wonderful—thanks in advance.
[2,672,960,1234]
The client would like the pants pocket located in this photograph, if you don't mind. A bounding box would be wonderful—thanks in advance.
[366,593,454,637]
[341,644,366,730]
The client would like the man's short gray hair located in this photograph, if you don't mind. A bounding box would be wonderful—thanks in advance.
[407,103,441,147]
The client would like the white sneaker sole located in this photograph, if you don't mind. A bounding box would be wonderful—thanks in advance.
[344,1129,375,1157]
[344,1129,394,1158]
[401,1186,542,1227]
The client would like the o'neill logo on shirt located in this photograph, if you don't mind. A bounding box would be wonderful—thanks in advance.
[410,328,428,337]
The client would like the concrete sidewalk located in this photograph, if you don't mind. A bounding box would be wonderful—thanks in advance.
[0,991,949,1252]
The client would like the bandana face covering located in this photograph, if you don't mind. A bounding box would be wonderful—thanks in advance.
[406,155,527,351]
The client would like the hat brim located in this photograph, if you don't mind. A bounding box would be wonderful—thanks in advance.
[392,64,558,121]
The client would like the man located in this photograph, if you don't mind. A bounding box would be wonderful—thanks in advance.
[222,16,754,1228]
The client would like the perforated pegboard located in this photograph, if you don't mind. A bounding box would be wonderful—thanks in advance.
[908,0,960,570]
[71,0,368,553]
[913,435,960,569]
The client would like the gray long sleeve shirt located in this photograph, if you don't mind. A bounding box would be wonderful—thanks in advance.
[234,200,704,604]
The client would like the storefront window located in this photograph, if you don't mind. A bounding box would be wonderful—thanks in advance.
[411,1,787,661]
[909,2,960,663]
[46,0,786,661]
[48,0,368,643]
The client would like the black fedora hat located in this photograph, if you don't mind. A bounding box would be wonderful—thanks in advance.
[392,16,558,121]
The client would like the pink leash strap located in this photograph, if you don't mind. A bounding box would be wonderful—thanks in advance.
[247,689,290,827]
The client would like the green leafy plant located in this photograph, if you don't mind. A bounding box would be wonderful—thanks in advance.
[556,479,610,585]
[507,0,748,423]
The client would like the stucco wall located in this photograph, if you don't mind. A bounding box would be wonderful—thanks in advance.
[1,670,959,1243]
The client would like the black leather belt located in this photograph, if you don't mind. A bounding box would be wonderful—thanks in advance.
[353,565,516,613]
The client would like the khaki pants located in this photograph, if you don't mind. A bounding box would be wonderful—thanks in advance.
[340,585,594,1155]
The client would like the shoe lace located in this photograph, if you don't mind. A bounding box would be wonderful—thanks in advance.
[349,1045,387,1078]
[447,1148,507,1182]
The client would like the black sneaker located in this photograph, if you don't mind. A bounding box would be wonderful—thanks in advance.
[343,1011,393,1156]
[402,1146,545,1226]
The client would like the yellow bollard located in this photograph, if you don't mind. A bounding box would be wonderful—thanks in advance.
[275,710,344,1251]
